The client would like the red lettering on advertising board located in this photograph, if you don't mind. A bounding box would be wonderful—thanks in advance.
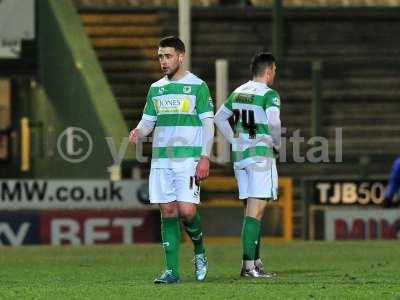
[40,210,160,245]
[335,219,364,240]
[368,219,377,240]
[335,218,400,240]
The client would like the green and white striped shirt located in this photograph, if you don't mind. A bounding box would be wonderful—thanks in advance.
[221,80,280,169]
[142,72,214,168]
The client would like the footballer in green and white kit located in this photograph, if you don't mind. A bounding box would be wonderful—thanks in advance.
[215,52,281,278]
[142,73,214,203]
[129,37,214,284]
[223,80,280,200]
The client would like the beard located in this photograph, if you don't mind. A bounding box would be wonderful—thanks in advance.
[165,63,180,79]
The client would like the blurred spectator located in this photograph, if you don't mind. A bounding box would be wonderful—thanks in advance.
[383,157,400,208]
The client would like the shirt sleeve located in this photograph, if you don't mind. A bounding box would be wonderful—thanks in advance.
[196,82,214,120]
[264,89,281,110]
[223,92,234,112]
[142,89,157,121]
[266,107,281,150]
[136,119,156,137]
[264,89,281,149]
[214,104,234,144]
[201,118,215,157]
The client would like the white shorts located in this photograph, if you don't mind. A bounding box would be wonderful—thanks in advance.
[234,158,278,200]
[149,162,200,204]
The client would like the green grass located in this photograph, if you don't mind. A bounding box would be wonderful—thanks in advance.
[0,242,399,299]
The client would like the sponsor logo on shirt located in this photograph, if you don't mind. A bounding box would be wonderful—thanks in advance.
[234,93,254,104]
[272,96,280,106]
[208,97,214,108]
[155,96,191,113]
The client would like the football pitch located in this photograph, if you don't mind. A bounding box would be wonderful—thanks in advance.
[0,241,399,299]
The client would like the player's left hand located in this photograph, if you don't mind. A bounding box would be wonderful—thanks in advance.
[195,156,210,182]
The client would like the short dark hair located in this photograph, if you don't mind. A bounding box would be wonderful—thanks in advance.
[250,52,276,77]
[158,36,185,53]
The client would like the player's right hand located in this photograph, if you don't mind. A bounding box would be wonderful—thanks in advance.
[129,128,139,144]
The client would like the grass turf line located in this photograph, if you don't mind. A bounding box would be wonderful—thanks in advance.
[0,242,399,299]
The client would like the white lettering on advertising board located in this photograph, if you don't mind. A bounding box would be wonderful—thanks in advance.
[51,218,144,245]
[0,180,151,210]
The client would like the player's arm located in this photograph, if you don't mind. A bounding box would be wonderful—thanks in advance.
[195,117,214,181]
[129,90,157,144]
[195,82,215,181]
[129,119,155,144]
[214,93,234,143]
[266,108,281,151]
[201,117,214,159]
[265,90,282,151]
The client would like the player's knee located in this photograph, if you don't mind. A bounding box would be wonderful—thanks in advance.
[255,209,264,220]
[160,204,178,218]
[246,198,267,219]
[178,205,196,220]
[246,208,264,220]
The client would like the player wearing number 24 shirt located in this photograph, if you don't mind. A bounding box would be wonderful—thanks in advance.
[215,52,281,278]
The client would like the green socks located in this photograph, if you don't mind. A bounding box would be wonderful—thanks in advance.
[254,227,261,260]
[161,217,181,277]
[183,212,205,255]
[241,216,261,261]
[161,213,205,277]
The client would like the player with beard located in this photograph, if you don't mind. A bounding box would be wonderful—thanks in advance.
[129,36,214,284]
